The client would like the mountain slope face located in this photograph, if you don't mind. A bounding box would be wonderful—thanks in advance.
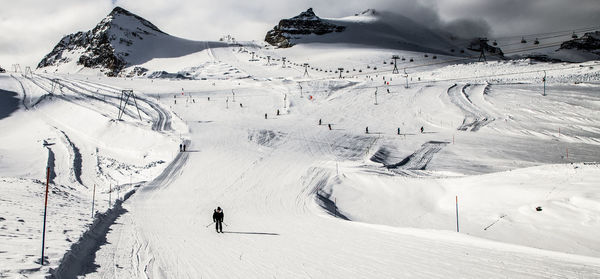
[559,31,600,55]
[265,8,346,48]
[264,8,467,55]
[38,7,224,76]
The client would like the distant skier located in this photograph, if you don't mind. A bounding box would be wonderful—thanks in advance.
[240,103,243,108]
[277,109,280,116]
[397,128,400,135]
[365,126,369,134]
[328,124,332,130]
[213,207,224,233]
[420,126,424,133]
[179,144,183,152]
[208,97,210,101]
[183,144,186,152]
[319,119,322,125]
[265,113,268,119]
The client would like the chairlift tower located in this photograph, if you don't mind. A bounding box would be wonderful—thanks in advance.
[250,52,258,61]
[117,90,142,121]
[50,79,60,94]
[303,63,309,77]
[338,68,344,79]
[12,64,21,73]
[478,38,489,62]
[392,55,400,74]
[404,69,409,88]
[23,66,33,78]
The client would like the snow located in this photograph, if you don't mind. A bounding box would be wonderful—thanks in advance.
[2,29,600,278]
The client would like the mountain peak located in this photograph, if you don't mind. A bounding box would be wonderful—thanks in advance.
[37,6,166,75]
[293,8,318,20]
[265,8,346,48]
[109,6,129,16]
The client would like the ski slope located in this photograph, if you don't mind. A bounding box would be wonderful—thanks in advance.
[1,42,600,278]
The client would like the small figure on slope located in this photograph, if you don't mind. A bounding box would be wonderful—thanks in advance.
[213,207,224,233]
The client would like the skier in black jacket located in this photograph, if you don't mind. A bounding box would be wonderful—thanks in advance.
[213,207,224,233]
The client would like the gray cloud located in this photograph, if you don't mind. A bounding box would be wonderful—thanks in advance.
[1,0,598,68]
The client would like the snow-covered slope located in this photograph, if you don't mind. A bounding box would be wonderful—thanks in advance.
[2,6,600,278]
[37,7,228,76]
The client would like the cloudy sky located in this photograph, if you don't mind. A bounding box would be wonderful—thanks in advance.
[1,0,598,68]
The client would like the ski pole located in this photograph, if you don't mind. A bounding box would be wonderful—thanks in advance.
[223,222,229,227]
[205,222,215,228]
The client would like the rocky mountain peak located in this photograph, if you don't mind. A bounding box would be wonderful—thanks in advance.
[293,8,318,20]
[37,6,164,76]
[560,31,600,54]
[265,8,346,48]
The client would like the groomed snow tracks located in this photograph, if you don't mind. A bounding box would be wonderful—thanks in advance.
[447,83,494,132]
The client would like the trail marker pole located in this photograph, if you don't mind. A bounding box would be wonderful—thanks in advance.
[283,94,287,108]
[542,71,547,96]
[455,196,459,232]
[109,184,112,208]
[299,84,303,98]
[40,167,50,265]
[374,88,378,105]
[91,184,96,218]
[404,69,409,88]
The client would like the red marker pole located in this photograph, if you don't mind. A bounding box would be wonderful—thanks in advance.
[41,167,50,265]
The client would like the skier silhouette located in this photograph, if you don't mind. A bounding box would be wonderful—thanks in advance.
[420,126,424,133]
[213,207,224,233]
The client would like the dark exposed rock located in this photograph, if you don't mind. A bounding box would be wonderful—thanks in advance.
[467,38,504,58]
[265,8,346,48]
[37,7,164,76]
[559,31,600,54]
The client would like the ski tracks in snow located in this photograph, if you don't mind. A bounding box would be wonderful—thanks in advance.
[371,141,449,176]
[447,83,495,132]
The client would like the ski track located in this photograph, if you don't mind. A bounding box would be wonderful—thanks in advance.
[372,141,449,174]
[447,83,494,132]
[9,74,29,109]
[58,130,84,186]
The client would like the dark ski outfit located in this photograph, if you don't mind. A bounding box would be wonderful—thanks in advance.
[213,208,224,233]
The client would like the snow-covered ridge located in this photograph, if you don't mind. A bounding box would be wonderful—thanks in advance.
[37,7,227,76]
[264,8,467,56]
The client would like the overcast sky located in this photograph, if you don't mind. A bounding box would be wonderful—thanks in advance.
[1,0,598,68]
